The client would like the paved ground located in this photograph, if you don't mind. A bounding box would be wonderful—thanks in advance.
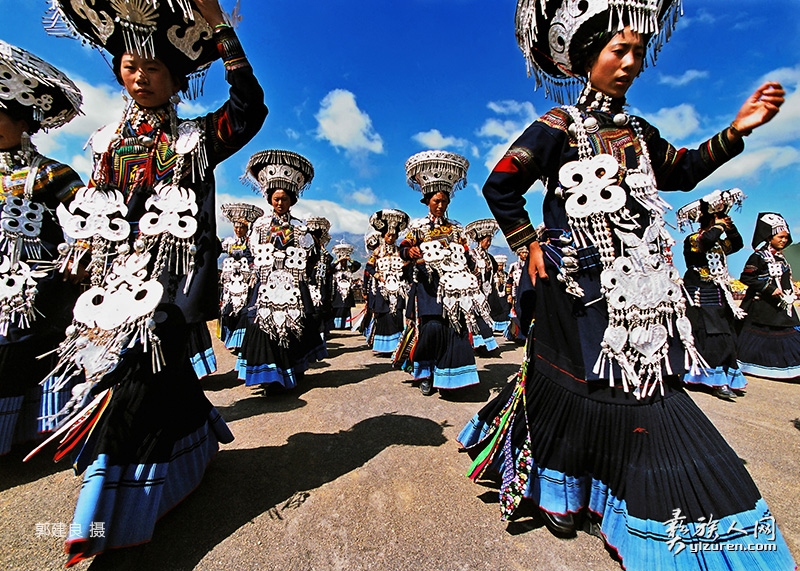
[1,322,799,571]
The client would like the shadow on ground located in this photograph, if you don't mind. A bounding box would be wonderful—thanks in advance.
[0,445,73,492]
[85,413,446,571]
[214,362,390,423]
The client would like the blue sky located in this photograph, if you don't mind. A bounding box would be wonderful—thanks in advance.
[3,0,799,272]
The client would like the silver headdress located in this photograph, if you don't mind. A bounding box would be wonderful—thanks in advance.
[44,0,220,97]
[221,202,265,225]
[752,212,792,250]
[369,209,410,236]
[676,188,746,232]
[495,254,508,266]
[515,0,684,102]
[332,242,354,261]
[405,150,469,199]
[243,150,314,201]
[0,40,82,131]
[465,218,500,242]
[515,245,529,256]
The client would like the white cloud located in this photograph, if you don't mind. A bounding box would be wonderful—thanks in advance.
[647,103,701,141]
[745,64,800,149]
[412,128,469,150]
[315,89,383,154]
[351,187,378,205]
[286,128,300,140]
[292,199,371,234]
[486,100,537,118]
[658,70,709,87]
[32,78,125,177]
[475,100,539,172]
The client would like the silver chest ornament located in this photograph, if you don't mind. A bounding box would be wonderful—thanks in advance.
[422,238,493,335]
[255,269,304,347]
[0,255,47,336]
[702,246,746,320]
[221,257,253,316]
[139,181,198,293]
[559,106,706,397]
[335,270,353,302]
[46,244,165,408]
[249,220,308,345]
[56,186,131,287]
[762,250,797,316]
[0,195,46,265]
[375,253,408,313]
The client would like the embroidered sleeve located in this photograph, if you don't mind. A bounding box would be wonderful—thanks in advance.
[740,252,773,294]
[639,117,745,192]
[39,159,83,204]
[205,27,268,165]
[483,109,567,250]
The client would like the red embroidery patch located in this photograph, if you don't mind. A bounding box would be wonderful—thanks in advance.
[493,156,519,174]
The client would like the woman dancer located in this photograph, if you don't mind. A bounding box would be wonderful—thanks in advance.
[36,0,267,564]
[737,212,800,380]
[0,40,83,454]
[465,218,504,352]
[399,150,492,396]
[504,246,530,343]
[457,0,793,568]
[677,189,747,400]
[365,209,410,355]
[306,216,334,338]
[237,150,327,393]
[219,203,263,354]
[330,243,361,330]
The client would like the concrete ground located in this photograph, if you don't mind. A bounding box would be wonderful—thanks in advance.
[1,322,798,571]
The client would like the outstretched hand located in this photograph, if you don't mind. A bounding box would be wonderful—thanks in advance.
[730,82,785,136]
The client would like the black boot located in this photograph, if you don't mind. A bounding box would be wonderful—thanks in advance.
[540,509,576,537]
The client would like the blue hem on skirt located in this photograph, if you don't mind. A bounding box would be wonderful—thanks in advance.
[64,408,232,566]
[459,410,795,571]
[238,344,328,389]
[738,361,800,381]
[373,332,401,354]
[190,347,217,380]
[224,327,245,351]
[684,366,747,390]
[472,334,499,351]
[492,320,510,333]
[413,361,479,389]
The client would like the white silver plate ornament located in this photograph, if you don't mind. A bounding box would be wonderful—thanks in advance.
[88,122,122,155]
[175,120,202,155]
[56,186,130,241]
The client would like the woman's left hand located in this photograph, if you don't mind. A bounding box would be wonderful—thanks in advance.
[730,82,785,136]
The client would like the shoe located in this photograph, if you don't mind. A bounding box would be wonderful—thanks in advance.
[713,385,737,401]
[540,509,576,536]
[419,379,434,396]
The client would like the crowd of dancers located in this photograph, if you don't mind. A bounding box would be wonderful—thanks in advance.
[0,0,798,569]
